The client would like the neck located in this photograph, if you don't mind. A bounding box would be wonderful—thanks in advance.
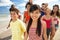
[27,10,29,12]
[46,14,50,16]
[33,19,38,23]
[53,14,56,17]
[12,19,17,22]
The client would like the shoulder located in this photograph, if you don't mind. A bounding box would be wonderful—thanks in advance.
[41,20,46,29]
[50,16,54,20]
[18,19,26,27]
[24,11,28,16]
[18,19,25,25]
[24,11,28,13]
[41,15,46,20]
[42,15,45,17]
[41,20,46,26]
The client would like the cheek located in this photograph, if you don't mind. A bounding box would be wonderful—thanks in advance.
[14,15,18,18]
[49,11,51,13]
[37,14,40,18]
[10,14,14,18]
[54,9,58,12]
[11,15,17,18]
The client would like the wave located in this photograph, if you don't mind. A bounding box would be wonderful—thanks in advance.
[0,15,10,21]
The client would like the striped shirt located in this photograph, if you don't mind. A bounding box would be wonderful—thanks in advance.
[28,26,43,40]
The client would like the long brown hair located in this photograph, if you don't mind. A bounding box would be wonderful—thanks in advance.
[27,5,41,36]
[51,5,60,17]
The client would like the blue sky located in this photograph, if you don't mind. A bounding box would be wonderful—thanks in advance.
[0,0,60,14]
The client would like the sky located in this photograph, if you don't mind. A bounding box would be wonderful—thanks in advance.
[0,0,60,14]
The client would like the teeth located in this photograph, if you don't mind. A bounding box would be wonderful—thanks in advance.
[33,17,36,18]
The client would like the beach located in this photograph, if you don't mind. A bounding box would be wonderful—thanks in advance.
[0,14,11,39]
[0,14,60,40]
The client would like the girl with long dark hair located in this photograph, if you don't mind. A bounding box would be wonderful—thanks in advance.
[24,4,47,40]
[50,5,59,40]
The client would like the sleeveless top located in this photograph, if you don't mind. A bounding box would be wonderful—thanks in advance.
[43,18,52,29]
[54,17,59,29]
[24,11,30,23]
[28,26,43,40]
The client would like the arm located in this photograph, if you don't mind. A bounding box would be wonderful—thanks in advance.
[50,17,55,40]
[20,20,26,33]
[24,21,29,40]
[23,11,26,23]
[24,31,28,40]
[42,21,47,40]
[41,15,45,20]
[20,21,28,40]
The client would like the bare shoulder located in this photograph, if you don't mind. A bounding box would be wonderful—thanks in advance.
[41,15,46,20]
[51,16,54,19]
[41,20,46,26]
[41,20,46,24]
[41,20,46,29]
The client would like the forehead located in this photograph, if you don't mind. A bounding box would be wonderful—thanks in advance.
[42,4,46,6]
[32,10,40,13]
[10,11,16,14]
[46,9,51,11]
[54,7,58,9]
[27,4,31,7]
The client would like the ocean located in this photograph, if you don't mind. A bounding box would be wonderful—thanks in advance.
[0,14,11,38]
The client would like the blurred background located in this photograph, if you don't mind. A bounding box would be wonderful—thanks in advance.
[0,0,60,40]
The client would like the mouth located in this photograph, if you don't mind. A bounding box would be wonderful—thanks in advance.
[32,16,37,19]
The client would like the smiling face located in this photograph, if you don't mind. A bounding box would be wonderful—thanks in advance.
[27,5,31,11]
[42,5,46,10]
[10,11,18,20]
[53,6,58,13]
[30,9,41,21]
[45,9,51,15]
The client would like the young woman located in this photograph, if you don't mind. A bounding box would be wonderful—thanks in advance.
[24,4,47,40]
[51,5,59,31]
[50,5,60,40]
[23,2,32,23]
[9,8,26,40]
[41,9,55,39]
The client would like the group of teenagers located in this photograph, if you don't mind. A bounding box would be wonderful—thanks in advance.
[7,0,60,40]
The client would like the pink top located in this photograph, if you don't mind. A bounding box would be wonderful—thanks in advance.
[43,18,52,29]
[54,17,59,25]
[29,26,43,40]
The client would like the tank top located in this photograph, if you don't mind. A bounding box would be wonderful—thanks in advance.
[43,18,52,29]
[29,26,43,40]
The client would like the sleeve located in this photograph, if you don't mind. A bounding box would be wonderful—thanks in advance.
[20,20,26,32]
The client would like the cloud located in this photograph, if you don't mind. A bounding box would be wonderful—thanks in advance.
[0,0,14,6]
[48,1,60,9]
[6,6,10,9]
[33,0,59,9]
[33,0,58,5]
[24,0,28,2]
[17,2,26,7]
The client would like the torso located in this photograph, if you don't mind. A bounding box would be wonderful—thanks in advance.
[28,21,43,40]
[43,15,52,28]
[24,11,30,23]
